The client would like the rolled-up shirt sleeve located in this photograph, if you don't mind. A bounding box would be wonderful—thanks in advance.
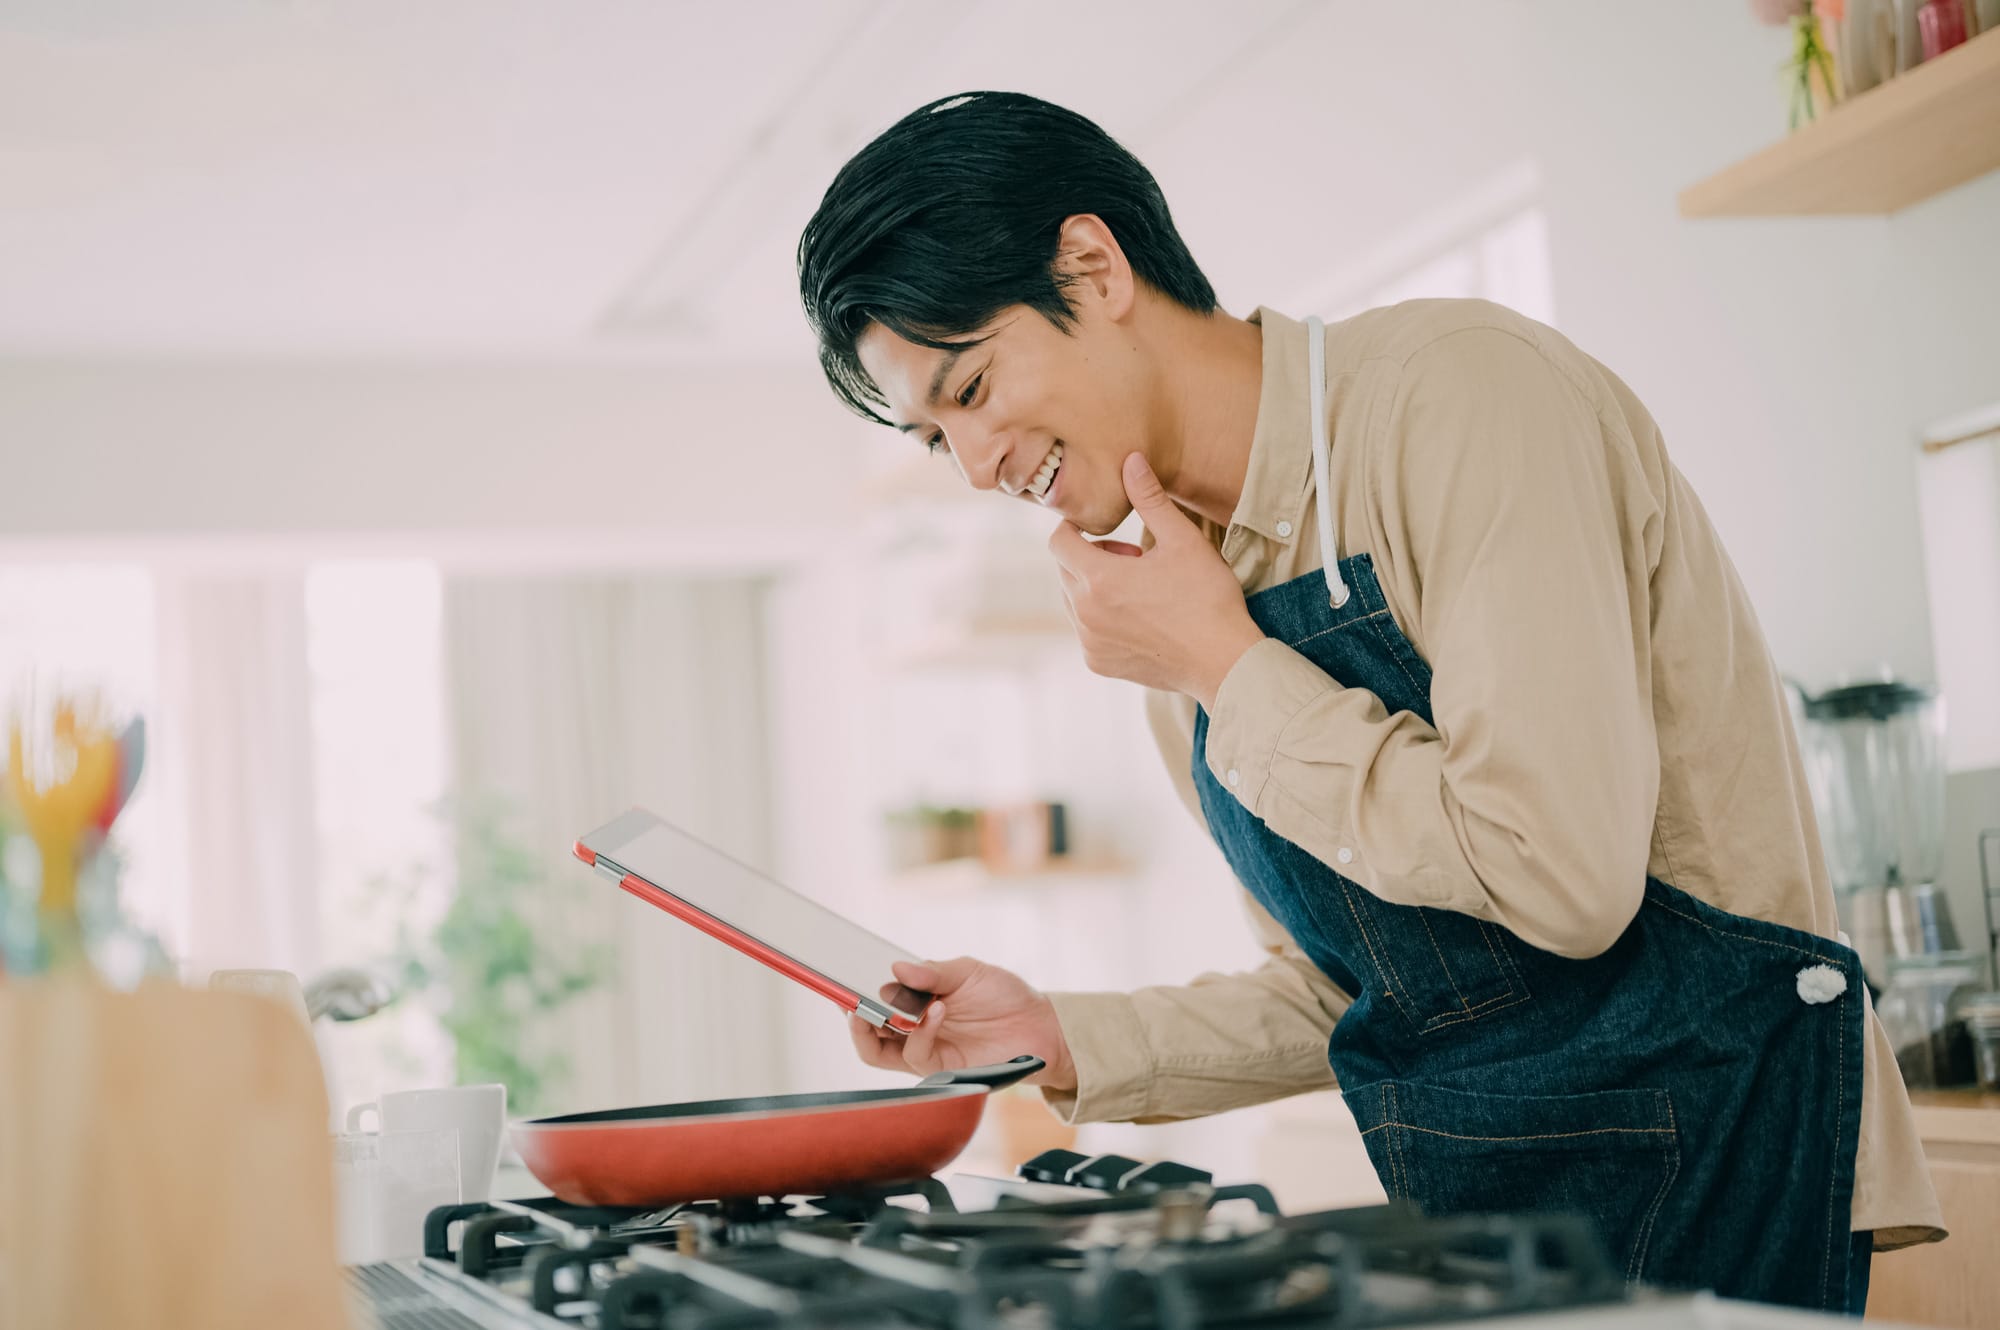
[1203,326,1663,960]
[1042,900,1349,1124]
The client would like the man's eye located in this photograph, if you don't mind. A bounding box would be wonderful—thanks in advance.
[956,373,982,408]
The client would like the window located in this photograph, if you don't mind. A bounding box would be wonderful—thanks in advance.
[1916,403,2000,771]
[305,560,454,1103]
[1290,161,1555,327]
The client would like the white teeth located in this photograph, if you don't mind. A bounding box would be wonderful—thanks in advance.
[1026,442,1063,501]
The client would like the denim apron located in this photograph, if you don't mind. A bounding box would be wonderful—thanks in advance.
[1189,317,1868,1310]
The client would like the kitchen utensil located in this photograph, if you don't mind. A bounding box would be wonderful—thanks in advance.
[347,1083,506,1203]
[303,966,395,1022]
[1876,951,1986,1087]
[331,1126,460,1264]
[1964,993,2000,1090]
[1795,677,1955,986]
[511,1055,1045,1207]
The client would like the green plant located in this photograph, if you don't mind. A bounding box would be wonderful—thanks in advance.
[389,801,611,1115]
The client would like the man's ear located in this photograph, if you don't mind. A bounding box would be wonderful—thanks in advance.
[1054,214,1135,322]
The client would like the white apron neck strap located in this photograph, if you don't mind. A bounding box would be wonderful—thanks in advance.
[1306,316,1351,609]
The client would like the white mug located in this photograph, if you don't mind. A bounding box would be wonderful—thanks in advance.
[346,1084,507,1203]
[331,1127,461,1264]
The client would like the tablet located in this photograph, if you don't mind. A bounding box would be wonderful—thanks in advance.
[574,808,933,1033]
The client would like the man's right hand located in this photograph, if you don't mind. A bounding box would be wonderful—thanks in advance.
[848,956,1077,1092]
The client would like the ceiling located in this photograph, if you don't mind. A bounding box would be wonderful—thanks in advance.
[0,0,1542,364]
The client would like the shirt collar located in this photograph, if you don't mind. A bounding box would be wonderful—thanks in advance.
[1226,307,1316,550]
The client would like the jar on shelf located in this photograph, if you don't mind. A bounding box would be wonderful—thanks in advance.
[1964,993,2000,1091]
[1876,952,1987,1088]
[1918,0,1971,59]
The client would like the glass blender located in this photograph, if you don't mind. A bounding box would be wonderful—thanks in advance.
[1795,678,1956,989]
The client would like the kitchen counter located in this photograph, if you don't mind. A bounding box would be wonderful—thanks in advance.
[1867,1089,2000,1329]
[1907,1088,2000,1146]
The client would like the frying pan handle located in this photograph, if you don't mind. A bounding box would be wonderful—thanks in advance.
[916,1055,1045,1091]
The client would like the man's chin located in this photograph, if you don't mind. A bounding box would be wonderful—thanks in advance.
[1071,503,1132,539]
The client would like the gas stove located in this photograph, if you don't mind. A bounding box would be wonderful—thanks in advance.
[345,1150,1832,1330]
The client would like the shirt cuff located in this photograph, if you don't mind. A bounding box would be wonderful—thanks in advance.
[1204,638,1339,817]
[1038,990,1154,1124]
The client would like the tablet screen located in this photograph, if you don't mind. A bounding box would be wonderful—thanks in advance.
[579,809,931,1023]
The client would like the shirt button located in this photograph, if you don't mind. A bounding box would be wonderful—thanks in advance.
[1336,847,1355,865]
[1275,520,1294,538]
[1226,768,1241,787]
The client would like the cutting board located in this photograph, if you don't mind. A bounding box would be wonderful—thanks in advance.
[0,977,351,1329]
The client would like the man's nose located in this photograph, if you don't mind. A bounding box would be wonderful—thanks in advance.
[953,427,1013,493]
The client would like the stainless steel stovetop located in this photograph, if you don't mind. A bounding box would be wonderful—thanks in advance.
[347,1148,1876,1330]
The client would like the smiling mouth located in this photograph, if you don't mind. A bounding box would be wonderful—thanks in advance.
[1024,441,1063,502]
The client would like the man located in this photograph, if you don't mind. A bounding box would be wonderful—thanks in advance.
[796,91,1943,1311]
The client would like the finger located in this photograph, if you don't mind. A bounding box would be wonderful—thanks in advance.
[1094,539,1144,558]
[890,960,937,990]
[901,1000,947,1072]
[903,956,982,994]
[848,1015,906,1071]
[1045,520,1100,572]
[1121,453,1191,541]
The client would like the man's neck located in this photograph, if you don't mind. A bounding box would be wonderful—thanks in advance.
[1149,302,1265,529]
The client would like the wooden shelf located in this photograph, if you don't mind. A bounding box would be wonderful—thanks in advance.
[888,856,1135,891]
[1680,26,2000,217]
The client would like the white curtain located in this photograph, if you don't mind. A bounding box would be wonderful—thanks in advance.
[441,575,790,1113]
[151,571,322,977]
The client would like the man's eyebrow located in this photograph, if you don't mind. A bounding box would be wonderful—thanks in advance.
[891,345,969,433]
[925,345,967,409]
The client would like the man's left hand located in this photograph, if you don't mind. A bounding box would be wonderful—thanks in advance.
[1049,453,1265,708]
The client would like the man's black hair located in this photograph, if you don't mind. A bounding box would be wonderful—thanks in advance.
[797,91,1218,425]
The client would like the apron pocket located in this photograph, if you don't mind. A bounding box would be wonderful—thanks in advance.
[1305,877,1529,1035]
[1343,1079,1680,1288]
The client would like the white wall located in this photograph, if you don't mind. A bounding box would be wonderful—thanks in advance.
[0,359,864,566]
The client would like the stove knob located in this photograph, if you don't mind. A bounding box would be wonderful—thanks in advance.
[1018,1148,1090,1185]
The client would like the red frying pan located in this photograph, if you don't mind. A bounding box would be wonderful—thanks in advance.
[510,1056,1045,1207]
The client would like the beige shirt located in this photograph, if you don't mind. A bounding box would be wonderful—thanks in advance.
[1044,301,1944,1250]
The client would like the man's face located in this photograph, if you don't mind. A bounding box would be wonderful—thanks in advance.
[857,307,1152,537]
